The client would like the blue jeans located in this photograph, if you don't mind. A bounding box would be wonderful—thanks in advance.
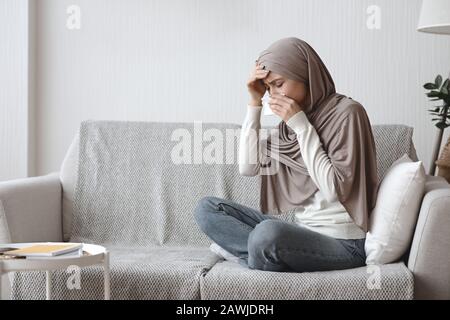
[194,196,366,273]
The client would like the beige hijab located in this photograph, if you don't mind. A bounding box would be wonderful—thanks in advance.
[256,37,379,232]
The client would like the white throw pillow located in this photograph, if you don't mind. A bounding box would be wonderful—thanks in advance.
[365,154,426,265]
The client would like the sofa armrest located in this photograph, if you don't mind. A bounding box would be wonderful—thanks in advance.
[408,177,450,300]
[0,172,63,243]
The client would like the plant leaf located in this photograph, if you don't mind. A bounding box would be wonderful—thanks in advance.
[442,79,449,94]
[424,83,437,90]
[435,75,443,87]
[427,91,441,98]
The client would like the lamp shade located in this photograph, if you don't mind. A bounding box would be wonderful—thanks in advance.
[418,0,450,34]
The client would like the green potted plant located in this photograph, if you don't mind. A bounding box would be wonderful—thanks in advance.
[424,75,450,175]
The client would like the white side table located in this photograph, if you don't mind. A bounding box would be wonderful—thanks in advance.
[0,243,110,300]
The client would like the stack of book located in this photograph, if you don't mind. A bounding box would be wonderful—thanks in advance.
[0,243,83,259]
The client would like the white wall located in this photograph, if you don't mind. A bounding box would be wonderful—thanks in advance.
[0,0,34,181]
[29,0,450,175]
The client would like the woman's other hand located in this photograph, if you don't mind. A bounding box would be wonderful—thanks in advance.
[247,61,269,106]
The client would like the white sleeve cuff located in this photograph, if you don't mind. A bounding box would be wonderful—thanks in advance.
[285,111,309,134]
[246,104,263,120]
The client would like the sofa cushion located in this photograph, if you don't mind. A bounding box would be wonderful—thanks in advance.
[365,154,426,265]
[10,246,220,300]
[200,260,414,300]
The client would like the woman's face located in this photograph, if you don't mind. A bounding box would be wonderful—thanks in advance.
[262,71,310,109]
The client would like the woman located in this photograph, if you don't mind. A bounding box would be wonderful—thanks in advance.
[194,37,379,273]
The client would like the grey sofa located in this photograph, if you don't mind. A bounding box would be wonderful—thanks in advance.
[0,120,449,300]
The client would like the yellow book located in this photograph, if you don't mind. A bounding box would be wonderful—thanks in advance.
[3,243,82,257]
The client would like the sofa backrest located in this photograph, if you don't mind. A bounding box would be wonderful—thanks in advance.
[60,121,419,246]
[371,125,418,182]
[64,120,261,247]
